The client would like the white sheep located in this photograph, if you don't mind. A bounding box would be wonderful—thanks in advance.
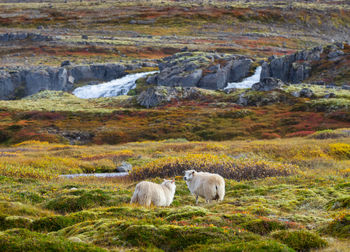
[183,170,225,204]
[130,179,176,207]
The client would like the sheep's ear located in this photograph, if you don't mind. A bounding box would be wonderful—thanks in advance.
[163,179,166,181]
[192,171,195,175]
[171,179,175,183]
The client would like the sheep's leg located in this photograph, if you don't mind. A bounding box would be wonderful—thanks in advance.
[195,195,199,205]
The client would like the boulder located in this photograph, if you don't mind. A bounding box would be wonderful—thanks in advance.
[328,50,344,59]
[299,88,314,98]
[61,60,71,67]
[324,93,336,99]
[116,162,132,172]
[251,77,284,91]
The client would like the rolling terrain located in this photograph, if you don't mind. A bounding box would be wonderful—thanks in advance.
[0,1,349,251]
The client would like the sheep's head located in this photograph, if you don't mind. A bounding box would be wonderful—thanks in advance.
[183,170,196,181]
[162,179,176,190]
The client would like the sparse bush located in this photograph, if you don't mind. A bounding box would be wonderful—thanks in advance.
[271,230,327,251]
[130,154,299,181]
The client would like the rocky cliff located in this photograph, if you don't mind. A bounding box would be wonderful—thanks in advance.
[0,64,126,100]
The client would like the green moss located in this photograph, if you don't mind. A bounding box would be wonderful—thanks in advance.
[160,206,208,221]
[0,228,106,252]
[0,201,51,217]
[242,218,287,235]
[45,189,112,214]
[186,240,295,252]
[121,224,238,250]
[14,191,44,204]
[327,196,350,210]
[271,230,327,251]
[31,211,97,232]
[127,77,154,96]
[0,215,33,230]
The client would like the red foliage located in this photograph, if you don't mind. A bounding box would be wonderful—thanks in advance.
[22,111,65,121]
[285,131,315,138]
[261,133,281,139]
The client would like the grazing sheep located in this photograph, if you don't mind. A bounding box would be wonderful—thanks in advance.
[130,179,176,207]
[183,170,225,204]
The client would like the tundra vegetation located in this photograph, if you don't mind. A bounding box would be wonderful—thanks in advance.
[0,137,349,251]
[0,0,350,251]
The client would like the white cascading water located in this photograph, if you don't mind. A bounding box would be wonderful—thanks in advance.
[225,66,262,89]
[73,71,158,99]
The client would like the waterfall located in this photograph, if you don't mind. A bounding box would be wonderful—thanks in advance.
[225,66,262,89]
[73,71,158,99]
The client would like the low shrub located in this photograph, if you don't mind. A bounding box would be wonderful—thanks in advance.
[328,143,350,159]
[271,230,327,251]
[0,163,58,180]
[286,131,315,138]
[261,133,281,139]
[308,129,350,139]
[320,212,350,238]
[326,196,350,210]
[130,154,299,181]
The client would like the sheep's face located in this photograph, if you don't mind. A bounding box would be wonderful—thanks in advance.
[183,170,196,181]
[162,179,176,190]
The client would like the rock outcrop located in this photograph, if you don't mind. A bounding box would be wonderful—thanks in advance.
[0,32,55,43]
[137,86,201,108]
[260,43,348,84]
[251,77,284,91]
[0,63,126,100]
[260,46,323,84]
[151,52,253,90]
[236,90,294,107]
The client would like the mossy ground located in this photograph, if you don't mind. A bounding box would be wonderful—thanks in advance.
[0,137,349,251]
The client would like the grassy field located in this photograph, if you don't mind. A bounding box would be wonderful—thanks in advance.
[0,136,349,251]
